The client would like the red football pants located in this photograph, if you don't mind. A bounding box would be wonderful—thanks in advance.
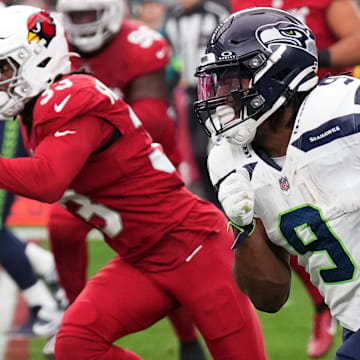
[48,203,199,341]
[55,223,267,360]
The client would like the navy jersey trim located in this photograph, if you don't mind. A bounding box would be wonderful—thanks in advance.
[291,113,360,152]
[92,127,122,155]
[214,162,258,192]
[243,162,258,180]
[214,169,236,192]
[253,146,282,171]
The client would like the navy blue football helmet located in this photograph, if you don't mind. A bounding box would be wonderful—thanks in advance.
[194,7,318,144]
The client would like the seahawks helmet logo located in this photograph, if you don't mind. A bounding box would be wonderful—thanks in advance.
[256,21,316,57]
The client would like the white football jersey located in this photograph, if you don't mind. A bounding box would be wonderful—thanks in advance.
[208,75,360,332]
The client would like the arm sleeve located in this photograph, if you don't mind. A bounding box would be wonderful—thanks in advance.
[131,97,182,167]
[0,116,110,203]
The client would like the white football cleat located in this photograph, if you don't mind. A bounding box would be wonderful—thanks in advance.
[33,305,64,338]
[43,334,57,359]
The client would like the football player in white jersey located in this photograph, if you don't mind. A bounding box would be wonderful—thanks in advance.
[194,7,360,360]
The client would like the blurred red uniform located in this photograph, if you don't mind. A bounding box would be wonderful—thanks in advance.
[231,0,351,79]
[70,19,181,167]
[0,73,267,360]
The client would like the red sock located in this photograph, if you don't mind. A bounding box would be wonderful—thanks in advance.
[168,307,197,342]
[48,203,92,303]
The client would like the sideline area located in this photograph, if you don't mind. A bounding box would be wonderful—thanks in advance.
[0,196,101,360]
[0,197,46,360]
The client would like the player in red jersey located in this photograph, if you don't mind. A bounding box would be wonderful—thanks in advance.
[0,5,268,360]
[47,1,206,359]
[231,0,360,79]
[229,0,360,357]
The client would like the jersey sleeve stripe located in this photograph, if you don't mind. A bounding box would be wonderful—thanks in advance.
[214,169,236,192]
[291,113,360,152]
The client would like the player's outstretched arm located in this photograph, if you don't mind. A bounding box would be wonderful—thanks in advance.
[232,218,291,313]
[322,0,360,68]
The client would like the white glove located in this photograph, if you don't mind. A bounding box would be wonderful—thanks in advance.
[218,169,254,227]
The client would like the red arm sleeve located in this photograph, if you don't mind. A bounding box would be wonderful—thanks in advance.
[131,98,182,167]
[0,116,110,203]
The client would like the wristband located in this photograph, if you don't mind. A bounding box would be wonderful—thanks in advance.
[318,49,332,68]
[227,219,256,250]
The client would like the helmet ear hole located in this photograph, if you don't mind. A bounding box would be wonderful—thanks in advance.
[37,57,51,68]
[271,68,292,82]
[7,57,19,71]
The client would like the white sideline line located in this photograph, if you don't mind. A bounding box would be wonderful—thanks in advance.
[0,270,18,360]
[10,226,103,241]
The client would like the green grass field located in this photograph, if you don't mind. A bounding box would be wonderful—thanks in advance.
[30,240,342,360]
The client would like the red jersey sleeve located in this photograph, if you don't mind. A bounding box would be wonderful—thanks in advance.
[230,0,346,79]
[131,98,182,167]
[0,114,111,203]
[232,0,333,13]
[121,19,170,82]
[70,19,170,99]
[0,74,120,202]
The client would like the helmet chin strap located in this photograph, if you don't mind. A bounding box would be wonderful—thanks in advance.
[0,92,9,107]
[224,119,257,145]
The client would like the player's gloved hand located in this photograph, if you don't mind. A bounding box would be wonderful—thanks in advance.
[218,169,256,249]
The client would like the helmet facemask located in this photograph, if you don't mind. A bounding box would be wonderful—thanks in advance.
[0,56,27,117]
[195,52,267,142]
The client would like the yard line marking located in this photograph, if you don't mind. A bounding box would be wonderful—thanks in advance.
[12,227,104,241]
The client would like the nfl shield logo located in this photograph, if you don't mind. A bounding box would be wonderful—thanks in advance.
[279,177,290,191]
